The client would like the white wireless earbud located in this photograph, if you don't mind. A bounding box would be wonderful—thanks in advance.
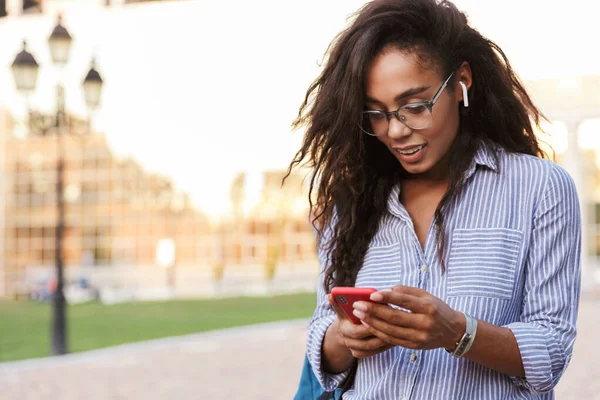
[459,81,469,108]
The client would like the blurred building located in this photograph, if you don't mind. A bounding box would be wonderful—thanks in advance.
[0,109,213,297]
[0,108,318,299]
[1,0,43,17]
[221,169,316,267]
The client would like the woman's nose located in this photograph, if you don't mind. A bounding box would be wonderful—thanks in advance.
[387,116,412,140]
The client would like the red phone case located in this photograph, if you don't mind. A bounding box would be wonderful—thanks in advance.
[331,287,378,324]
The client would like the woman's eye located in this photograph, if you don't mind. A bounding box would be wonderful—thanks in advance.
[403,104,428,114]
[367,112,386,121]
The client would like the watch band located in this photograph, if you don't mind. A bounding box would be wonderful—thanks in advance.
[446,312,477,358]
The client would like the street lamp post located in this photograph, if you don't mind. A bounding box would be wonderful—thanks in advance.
[10,16,104,356]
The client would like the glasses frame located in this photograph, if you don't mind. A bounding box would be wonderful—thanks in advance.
[361,71,455,136]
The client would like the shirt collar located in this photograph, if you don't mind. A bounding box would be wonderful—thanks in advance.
[387,184,405,220]
[386,141,499,218]
[472,142,498,172]
[464,141,499,181]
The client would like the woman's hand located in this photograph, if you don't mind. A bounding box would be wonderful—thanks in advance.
[351,286,465,351]
[328,294,395,358]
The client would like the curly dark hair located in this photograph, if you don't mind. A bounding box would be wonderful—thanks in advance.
[285,0,548,293]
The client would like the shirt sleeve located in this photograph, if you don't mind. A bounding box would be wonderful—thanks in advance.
[505,164,581,394]
[306,223,351,392]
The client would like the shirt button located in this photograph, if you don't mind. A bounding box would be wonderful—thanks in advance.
[401,397,408,400]
[410,353,418,362]
[421,264,427,272]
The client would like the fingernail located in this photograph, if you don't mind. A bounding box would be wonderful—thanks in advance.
[353,309,365,319]
[370,292,384,302]
[360,320,370,327]
[353,301,367,311]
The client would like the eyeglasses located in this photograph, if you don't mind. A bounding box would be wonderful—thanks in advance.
[361,71,455,136]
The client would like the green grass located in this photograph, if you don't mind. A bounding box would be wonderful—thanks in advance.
[0,292,316,363]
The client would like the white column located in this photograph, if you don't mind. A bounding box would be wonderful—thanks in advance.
[6,0,23,16]
[563,119,591,292]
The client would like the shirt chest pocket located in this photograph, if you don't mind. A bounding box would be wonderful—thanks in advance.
[447,228,523,300]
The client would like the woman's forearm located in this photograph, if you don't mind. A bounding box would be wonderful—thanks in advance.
[321,319,356,374]
[461,316,525,377]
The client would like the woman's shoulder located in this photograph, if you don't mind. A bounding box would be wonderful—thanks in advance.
[499,149,576,192]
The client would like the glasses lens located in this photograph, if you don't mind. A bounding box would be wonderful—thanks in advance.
[361,111,388,136]
[362,105,432,135]
[400,104,432,130]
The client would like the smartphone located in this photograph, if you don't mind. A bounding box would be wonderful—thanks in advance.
[331,287,378,324]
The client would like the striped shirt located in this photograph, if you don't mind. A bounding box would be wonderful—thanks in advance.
[306,144,581,400]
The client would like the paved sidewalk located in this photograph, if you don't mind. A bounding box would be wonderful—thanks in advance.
[0,300,598,399]
[0,319,309,400]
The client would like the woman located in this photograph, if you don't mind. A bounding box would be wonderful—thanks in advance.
[288,0,581,399]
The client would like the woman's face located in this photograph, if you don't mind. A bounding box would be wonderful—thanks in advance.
[364,49,470,180]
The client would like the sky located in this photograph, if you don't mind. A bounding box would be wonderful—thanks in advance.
[0,0,599,216]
